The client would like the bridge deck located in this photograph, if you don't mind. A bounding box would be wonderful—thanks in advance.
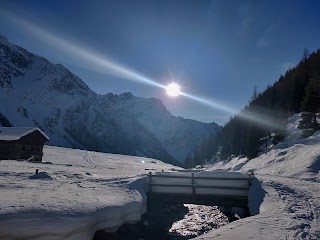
[147,171,252,208]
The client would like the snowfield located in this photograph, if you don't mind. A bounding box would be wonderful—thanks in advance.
[195,114,320,240]
[0,113,319,240]
[0,146,180,240]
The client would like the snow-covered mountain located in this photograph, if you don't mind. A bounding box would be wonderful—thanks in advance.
[0,34,220,164]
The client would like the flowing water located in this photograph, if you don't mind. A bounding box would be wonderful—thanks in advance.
[169,204,229,238]
[93,203,239,240]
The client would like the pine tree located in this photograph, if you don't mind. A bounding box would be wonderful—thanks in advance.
[302,48,310,62]
[300,74,320,135]
[245,124,261,159]
[250,85,258,103]
[272,110,287,144]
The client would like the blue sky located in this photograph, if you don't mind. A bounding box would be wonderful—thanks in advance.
[1,0,320,125]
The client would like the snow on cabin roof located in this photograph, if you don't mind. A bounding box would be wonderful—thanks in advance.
[0,127,49,141]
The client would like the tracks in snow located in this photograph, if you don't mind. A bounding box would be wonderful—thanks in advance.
[262,175,320,239]
[83,151,95,165]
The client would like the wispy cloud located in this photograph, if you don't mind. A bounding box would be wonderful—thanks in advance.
[237,2,254,35]
[240,16,254,33]
[256,25,274,48]
[256,37,268,47]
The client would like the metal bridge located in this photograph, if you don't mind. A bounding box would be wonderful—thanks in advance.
[147,170,252,208]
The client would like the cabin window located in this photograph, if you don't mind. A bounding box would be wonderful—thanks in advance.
[31,146,35,151]
[22,146,25,151]
[36,146,40,152]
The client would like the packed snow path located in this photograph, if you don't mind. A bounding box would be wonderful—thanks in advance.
[195,114,320,240]
[195,175,319,240]
[264,175,319,239]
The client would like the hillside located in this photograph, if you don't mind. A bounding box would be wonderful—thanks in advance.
[188,49,320,166]
[195,114,320,240]
[0,34,220,165]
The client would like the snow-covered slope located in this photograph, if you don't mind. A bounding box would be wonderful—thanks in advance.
[195,113,320,240]
[0,34,220,164]
[0,146,181,240]
[1,113,319,240]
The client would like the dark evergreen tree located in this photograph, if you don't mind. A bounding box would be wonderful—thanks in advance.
[299,74,320,135]
[251,85,258,103]
[245,124,260,159]
[302,48,310,62]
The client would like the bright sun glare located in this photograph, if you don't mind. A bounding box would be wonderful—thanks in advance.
[166,83,181,97]
[4,12,283,130]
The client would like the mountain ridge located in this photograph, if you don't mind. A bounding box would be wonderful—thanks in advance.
[0,34,220,165]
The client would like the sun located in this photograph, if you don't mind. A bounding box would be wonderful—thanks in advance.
[166,83,181,97]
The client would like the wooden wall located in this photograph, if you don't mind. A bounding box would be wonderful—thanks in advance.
[0,130,47,161]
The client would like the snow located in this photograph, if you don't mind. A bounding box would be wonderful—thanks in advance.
[0,127,49,141]
[194,113,320,240]
[0,146,181,240]
[1,112,319,240]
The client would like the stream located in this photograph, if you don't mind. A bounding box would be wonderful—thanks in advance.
[93,203,243,240]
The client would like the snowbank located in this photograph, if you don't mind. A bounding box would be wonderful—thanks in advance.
[195,114,320,240]
[0,146,181,240]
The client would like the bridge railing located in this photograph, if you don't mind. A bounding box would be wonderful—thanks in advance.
[147,171,252,206]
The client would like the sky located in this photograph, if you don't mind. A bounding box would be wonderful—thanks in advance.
[1,0,320,125]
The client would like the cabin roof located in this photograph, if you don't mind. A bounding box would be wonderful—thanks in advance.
[0,127,49,141]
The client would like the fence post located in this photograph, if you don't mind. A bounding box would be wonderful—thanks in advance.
[248,170,254,187]
[148,172,152,200]
[192,173,195,201]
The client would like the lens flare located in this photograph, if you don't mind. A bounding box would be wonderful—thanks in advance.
[1,10,166,90]
[181,92,283,130]
[1,10,284,131]
[180,92,236,114]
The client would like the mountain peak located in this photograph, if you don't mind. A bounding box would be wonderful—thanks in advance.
[0,35,10,44]
[119,92,133,99]
[0,34,220,164]
[0,35,16,52]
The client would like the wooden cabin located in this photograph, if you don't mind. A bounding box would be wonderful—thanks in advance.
[0,127,49,161]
